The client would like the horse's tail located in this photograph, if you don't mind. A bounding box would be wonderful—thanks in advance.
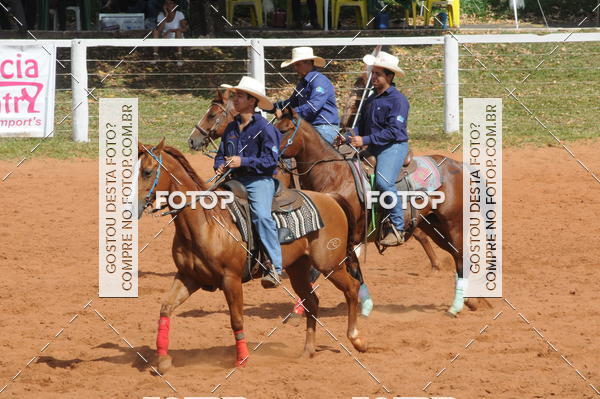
[328,193,364,284]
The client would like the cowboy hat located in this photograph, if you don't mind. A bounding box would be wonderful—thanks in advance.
[363,51,405,77]
[220,76,273,110]
[281,47,326,68]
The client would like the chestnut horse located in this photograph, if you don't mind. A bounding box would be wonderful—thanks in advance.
[274,109,482,316]
[137,140,366,373]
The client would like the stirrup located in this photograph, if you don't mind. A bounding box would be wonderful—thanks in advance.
[260,261,281,289]
[380,225,405,247]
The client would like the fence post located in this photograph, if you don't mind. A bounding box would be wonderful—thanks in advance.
[248,39,265,85]
[444,34,459,134]
[71,39,89,142]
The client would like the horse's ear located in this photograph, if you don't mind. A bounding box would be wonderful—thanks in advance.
[155,138,166,153]
[215,87,223,101]
[138,141,145,156]
[289,107,299,120]
[355,75,366,88]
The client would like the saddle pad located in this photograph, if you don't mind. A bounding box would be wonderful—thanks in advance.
[403,156,443,192]
[349,159,371,204]
[226,191,324,243]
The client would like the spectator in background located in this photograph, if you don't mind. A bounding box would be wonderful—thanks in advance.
[291,0,320,29]
[0,0,27,30]
[49,0,79,30]
[152,0,188,66]
[146,0,188,27]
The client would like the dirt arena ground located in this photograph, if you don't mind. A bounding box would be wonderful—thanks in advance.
[1,140,599,399]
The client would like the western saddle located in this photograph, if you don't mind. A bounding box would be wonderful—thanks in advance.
[222,179,304,213]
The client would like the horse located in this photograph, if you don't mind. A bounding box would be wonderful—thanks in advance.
[137,139,367,373]
[274,108,482,316]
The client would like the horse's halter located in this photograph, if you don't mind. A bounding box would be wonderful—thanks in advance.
[142,147,163,211]
[193,100,234,155]
[279,117,302,158]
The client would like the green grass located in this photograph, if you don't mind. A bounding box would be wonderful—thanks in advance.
[0,40,598,160]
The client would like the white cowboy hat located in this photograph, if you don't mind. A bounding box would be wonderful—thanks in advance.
[220,76,273,110]
[281,47,326,68]
[363,51,405,77]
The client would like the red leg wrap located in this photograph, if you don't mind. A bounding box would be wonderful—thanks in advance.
[234,330,249,366]
[156,316,170,356]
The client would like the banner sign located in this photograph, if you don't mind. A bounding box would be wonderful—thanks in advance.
[0,44,56,137]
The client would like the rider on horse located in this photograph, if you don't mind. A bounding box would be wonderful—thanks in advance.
[342,51,410,247]
[214,76,283,288]
[270,47,340,144]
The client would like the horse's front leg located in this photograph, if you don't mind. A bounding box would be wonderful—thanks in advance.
[156,271,200,374]
[222,271,248,367]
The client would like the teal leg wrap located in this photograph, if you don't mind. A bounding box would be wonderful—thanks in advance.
[359,283,373,317]
[448,286,464,315]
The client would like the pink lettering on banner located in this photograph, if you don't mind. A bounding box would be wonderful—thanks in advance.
[0,53,39,79]
[0,82,43,113]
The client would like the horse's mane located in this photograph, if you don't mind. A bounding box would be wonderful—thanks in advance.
[163,146,205,189]
[295,116,345,159]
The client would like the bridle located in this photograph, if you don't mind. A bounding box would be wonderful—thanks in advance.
[278,116,350,176]
[192,100,235,156]
[141,146,163,211]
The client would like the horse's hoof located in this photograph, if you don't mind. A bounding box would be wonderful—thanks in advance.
[301,348,316,359]
[236,356,249,368]
[157,354,172,374]
[465,298,478,311]
[445,310,458,318]
[350,337,368,352]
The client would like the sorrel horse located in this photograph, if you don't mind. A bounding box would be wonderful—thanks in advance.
[137,140,366,373]
[274,108,482,316]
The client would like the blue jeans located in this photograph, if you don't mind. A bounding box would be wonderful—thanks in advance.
[314,124,339,145]
[236,175,283,274]
[370,142,409,232]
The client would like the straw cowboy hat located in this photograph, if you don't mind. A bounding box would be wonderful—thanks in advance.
[363,51,405,78]
[281,47,326,68]
[220,76,273,110]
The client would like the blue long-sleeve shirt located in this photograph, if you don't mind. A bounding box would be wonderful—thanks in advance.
[214,113,281,177]
[275,69,340,126]
[356,85,409,146]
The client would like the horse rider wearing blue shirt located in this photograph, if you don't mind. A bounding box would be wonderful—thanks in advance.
[214,76,283,288]
[270,47,340,144]
[341,51,410,247]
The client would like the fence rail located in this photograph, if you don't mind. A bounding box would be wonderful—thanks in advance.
[2,32,599,142]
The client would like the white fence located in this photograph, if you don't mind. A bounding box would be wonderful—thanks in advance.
[4,32,600,141]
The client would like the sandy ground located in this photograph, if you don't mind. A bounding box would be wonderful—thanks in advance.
[0,140,599,399]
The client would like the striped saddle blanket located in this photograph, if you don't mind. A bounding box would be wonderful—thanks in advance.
[226,191,324,244]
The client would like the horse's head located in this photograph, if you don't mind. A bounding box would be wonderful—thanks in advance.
[339,74,367,129]
[137,139,168,219]
[188,88,236,152]
[275,107,304,158]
